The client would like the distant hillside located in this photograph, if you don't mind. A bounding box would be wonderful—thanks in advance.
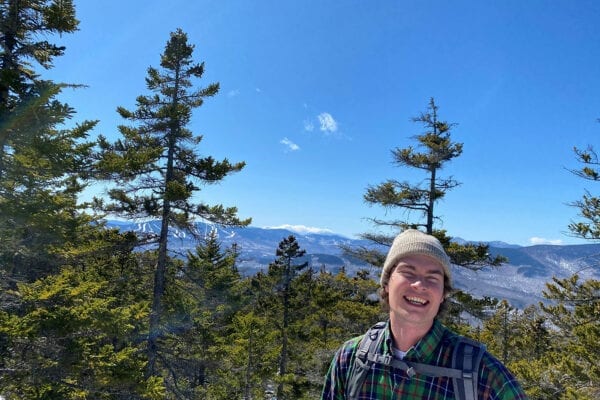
[106,220,600,308]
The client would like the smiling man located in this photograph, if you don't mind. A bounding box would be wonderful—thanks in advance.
[320,229,528,400]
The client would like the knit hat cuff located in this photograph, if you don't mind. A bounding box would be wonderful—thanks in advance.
[380,229,452,287]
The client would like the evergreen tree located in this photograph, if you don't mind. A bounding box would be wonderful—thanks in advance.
[266,235,309,400]
[158,230,243,398]
[508,275,599,399]
[444,291,499,333]
[0,0,78,122]
[539,275,600,399]
[305,269,349,347]
[480,300,515,364]
[492,304,551,400]
[0,0,97,282]
[0,230,163,399]
[93,29,250,380]
[185,228,241,326]
[302,268,382,397]
[364,97,462,235]
[355,98,504,271]
[207,310,274,400]
[508,134,600,398]
[568,122,600,239]
[243,236,313,399]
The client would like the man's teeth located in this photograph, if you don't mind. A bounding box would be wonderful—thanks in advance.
[405,296,428,305]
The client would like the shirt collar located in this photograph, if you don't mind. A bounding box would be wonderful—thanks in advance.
[384,319,446,362]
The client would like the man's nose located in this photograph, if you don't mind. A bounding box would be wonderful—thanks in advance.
[410,278,426,289]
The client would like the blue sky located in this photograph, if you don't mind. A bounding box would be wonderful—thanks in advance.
[46,0,600,246]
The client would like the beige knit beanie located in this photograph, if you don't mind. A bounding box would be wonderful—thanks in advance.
[380,229,452,287]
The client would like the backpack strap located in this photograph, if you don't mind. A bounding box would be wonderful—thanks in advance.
[451,336,486,400]
[385,358,463,379]
[346,322,386,400]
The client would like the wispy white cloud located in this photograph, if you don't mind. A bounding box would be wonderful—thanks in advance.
[265,224,334,235]
[280,137,300,151]
[303,119,314,132]
[255,87,261,93]
[227,89,240,97]
[318,112,338,133]
[529,237,563,245]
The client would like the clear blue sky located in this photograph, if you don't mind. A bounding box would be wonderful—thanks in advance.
[46,0,600,246]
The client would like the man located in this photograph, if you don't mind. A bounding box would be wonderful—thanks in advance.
[321,229,528,399]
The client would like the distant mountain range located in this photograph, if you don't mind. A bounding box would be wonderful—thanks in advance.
[106,220,600,309]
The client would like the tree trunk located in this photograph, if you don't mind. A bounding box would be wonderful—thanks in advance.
[147,213,170,377]
[277,268,291,399]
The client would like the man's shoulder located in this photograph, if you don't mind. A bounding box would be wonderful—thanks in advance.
[335,322,388,360]
[339,328,375,354]
[341,334,365,350]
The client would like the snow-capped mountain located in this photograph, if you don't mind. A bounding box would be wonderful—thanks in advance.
[106,220,600,308]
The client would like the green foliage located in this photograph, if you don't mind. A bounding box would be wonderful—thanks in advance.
[92,28,250,384]
[540,276,600,396]
[146,232,245,398]
[206,239,384,400]
[0,1,97,281]
[206,311,275,399]
[442,290,499,330]
[0,243,155,399]
[433,229,507,271]
[363,97,462,235]
[264,236,309,399]
[569,128,600,239]
[352,99,502,276]
[94,28,249,232]
[0,0,79,113]
[477,275,600,399]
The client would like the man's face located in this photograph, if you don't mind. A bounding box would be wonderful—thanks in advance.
[384,253,446,329]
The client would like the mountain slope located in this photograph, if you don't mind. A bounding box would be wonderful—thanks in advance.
[106,221,600,308]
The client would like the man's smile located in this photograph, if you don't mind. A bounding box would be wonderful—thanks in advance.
[404,296,429,306]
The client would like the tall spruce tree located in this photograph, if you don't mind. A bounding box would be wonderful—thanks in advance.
[0,0,97,283]
[246,236,311,399]
[94,29,250,379]
[348,98,504,275]
[267,236,309,400]
[365,97,462,235]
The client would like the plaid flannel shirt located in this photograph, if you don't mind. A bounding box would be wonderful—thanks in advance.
[321,319,528,400]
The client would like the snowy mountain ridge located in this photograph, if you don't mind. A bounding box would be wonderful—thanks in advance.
[106,220,600,308]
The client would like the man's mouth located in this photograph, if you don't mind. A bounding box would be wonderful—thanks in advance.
[404,296,429,306]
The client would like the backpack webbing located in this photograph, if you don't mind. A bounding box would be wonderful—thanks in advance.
[346,322,486,400]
